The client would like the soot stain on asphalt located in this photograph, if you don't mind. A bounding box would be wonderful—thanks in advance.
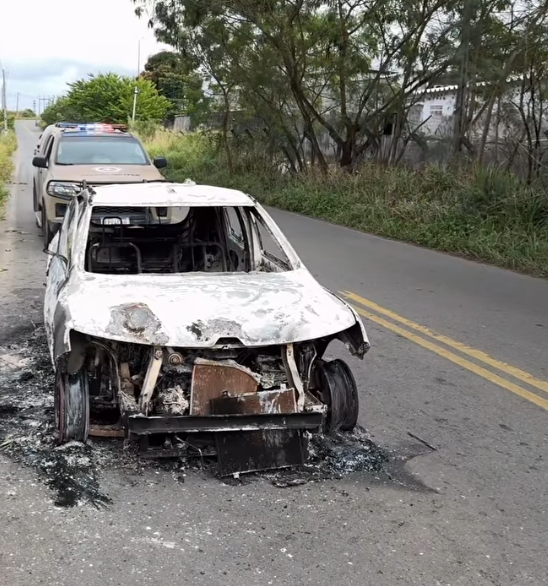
[0,327,115,509]
[0,327,430,505]
[260,430,434,492]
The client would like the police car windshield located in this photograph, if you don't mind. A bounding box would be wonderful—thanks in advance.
[56,136,149,165]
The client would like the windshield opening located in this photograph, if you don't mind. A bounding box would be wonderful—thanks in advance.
[56,136,149,165]
[83,205,294,275]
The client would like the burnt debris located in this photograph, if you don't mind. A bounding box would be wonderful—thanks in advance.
[0,327,393,506]
[0,327,113,508]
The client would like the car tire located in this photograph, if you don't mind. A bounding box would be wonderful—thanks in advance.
[33,183,38,215]
[54,368,90,443]
[41,204,54,247]
[313,358,360,433]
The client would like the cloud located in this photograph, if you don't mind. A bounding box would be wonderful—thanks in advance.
[4,59,140,111]
[7,60,134,83]
[1,0,169,110]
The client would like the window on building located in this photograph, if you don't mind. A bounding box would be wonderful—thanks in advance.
[430,105,443,117]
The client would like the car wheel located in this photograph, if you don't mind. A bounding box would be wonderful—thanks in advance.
[313,358,359,433]
[41,204,54,247]
[54,368,90,443]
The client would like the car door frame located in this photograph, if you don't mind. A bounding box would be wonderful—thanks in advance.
[44,197,79,364]
[222,206,252,271]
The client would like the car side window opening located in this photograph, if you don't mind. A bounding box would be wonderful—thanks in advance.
[224,207,252,272]
[249,211,292,271]
[43,136,55,160]
[84,205,293,275]
[38,133,48,155]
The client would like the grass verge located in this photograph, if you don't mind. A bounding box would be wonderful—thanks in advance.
[0,131,18,219]
[144,131,548,278]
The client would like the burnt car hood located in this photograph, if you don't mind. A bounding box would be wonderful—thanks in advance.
[50,164,165,183]
[59,268,362,348]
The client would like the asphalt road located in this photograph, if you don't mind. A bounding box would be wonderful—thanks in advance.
[0,120,547,586]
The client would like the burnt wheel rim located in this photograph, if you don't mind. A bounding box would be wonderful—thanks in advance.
[55,370,89,443]
[55,370,67,443]
[314,359,359,433]
[331,359,359,431]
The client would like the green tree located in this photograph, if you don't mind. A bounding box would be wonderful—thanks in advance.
[66,73,170,123]
[141,50,211,124]
[41,96,82,126]
[133,0,548,173]
[134,0,462,170]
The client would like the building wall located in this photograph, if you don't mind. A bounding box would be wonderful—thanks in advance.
[410,88,457,136]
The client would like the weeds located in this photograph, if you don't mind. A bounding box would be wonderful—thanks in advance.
[142,130,548,277]
[0,131,17,218]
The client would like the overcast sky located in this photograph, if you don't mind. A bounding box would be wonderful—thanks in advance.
[0,0,167,111]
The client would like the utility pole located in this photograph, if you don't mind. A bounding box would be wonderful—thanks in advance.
[15,92,19,117]
[453,0,473,154]
[131,38,142,123]
[1,67,8,132]
[37,96,48,115]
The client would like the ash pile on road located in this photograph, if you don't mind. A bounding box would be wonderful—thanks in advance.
[0,327,115,508]
[265,427,388,488]
[307,427,388,477]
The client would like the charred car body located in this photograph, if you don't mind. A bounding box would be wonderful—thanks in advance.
[44,181,370,474]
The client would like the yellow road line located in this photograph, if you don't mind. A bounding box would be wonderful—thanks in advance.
[343,290,548,397]
[351,305,548,412]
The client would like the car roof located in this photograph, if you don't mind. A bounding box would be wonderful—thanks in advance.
[88,182,256,207]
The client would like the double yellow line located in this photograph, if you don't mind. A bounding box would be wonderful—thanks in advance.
[341,290,548,412]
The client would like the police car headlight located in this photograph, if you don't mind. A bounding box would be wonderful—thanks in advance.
[47,181,81,199]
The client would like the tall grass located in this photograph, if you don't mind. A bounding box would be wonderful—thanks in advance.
[142,130,548,277]
[0,131,17,219]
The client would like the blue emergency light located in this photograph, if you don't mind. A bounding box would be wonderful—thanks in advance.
[62,123,127,134]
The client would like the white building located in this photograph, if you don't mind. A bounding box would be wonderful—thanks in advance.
[408,85,458,136]
[408,79,548,141]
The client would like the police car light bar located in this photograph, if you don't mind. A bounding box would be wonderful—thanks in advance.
[62,123,129,134]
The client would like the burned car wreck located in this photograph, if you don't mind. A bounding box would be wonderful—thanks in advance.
[44,180,370,474]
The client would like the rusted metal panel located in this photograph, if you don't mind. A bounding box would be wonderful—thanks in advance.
[211,388,297,416]
[89,424,125,438]
[190,359,260,416]
[216,430,306,476]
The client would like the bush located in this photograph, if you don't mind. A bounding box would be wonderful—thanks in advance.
[0,130,18,218]
[41,73,171,126]
[142,131,548,277]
